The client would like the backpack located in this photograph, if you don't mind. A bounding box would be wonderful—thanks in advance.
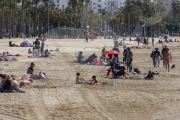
[134,68,140,74]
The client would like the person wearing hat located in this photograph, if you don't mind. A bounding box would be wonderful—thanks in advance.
[76,73,84,84]
[153,48,160,67]
[162,45,167,66]
[27,62,38,79]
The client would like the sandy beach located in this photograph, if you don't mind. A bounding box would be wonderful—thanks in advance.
[0,37,180,120]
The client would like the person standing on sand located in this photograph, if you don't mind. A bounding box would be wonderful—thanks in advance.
[85,35,88,43]
[102,47,106,62]
[162,45,167,66]
[123,46,128,64]
[112,45,120,62]
[164,48,172,72]
[127,47,133,72]
[41,40,45,53]
[153,48,160,67]
[152,36,155,46]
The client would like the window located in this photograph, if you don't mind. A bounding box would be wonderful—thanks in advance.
[105,7,106,9]
[166,4,168,6]
[98,0,101,2]
[57,0,59,3]
[108,2,110,4]
[98,9,101,12]
[93,7,95,9]
[98,4,101,7]
[123,2,125,5]
[62,5,65,12]
[120,2,122,5]
[93,3,95,5]
[105,2,106,5]
[108,7,109,9]
[57,4,59,8]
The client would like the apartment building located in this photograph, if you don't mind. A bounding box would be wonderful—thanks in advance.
[89,0,126,13]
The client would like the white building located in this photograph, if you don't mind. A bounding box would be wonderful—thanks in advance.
[89,0,126,13]
[53,0,69,12]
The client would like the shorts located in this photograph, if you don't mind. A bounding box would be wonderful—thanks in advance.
[155,56,160,63]
[123,56,128,62]
[164,59,170,64]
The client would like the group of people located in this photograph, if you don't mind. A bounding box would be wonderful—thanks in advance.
[0,52,17,61]
[151,45,172,72]
[0,62,46,93]
[29,38,51,58]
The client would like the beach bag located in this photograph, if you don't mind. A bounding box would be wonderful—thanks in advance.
[134,68,140,74]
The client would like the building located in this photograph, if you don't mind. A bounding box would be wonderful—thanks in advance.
[89,0,126,13]
[157,0,173,15]
[53,0,69,12]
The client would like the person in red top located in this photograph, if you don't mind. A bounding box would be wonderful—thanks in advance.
[108,54,112,60]
[85,35,88,43]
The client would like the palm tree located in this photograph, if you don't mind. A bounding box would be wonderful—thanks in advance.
[25,0,32,38]
[33,0,40,37]
[68,0,78,27]
[65,6,73,27]
[0,0,7,39]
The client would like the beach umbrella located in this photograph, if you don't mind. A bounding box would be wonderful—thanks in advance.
[20,40,31,47]
[103,50,119,55]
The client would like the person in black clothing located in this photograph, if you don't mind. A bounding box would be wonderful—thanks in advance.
[110,63,129,78]
[147,70,154,80]
[35,39,40,50]
[162,45,167,66]
[0,74,25,93]
[153,48,160,67]
[27,62,38,79]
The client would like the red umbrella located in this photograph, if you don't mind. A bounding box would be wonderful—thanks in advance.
[103,50,119,55]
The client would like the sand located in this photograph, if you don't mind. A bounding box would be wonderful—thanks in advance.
[0,37,180,120]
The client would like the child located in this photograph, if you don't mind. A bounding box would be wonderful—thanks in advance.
[19,79,33,87]
[28,48,32,53]
[76,72,84,84]
[90,75,98,85]
[147,70,154,80]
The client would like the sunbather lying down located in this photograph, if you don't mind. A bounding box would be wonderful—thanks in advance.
[0,57,17,61]
[9,41,18,47]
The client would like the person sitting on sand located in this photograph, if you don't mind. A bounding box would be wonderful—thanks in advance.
[99,56,107,66]
[147,70,154,80]
[164,48,172,72]
[90,75,98,85]
[9,41,18,47]
[112,57,120,69]
[76,72,85,84]
[0,74,25,93]
[27,62,38,79]
[28,48,32,54]
[45,49,51,58]
[19,79,33,87]
[110,63,129,79]
[93,55,100,65]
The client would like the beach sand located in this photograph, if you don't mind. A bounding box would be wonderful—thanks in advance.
[0,37,180,120]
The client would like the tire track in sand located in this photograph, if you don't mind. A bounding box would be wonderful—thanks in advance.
[79,88,120,120]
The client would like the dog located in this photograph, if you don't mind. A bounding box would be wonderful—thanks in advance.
[171,64,175,68]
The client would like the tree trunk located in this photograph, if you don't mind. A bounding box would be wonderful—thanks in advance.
[28,7,31,38]
[81,3,84,29]
[9,0,12,39]
[73,6,76,27]
[1,5,4,38]
[22,0,24,35]
[0,16,2,39]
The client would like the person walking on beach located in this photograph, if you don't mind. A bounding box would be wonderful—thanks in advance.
[85,35,88,43]
[150,49,155,67]
[153,48,160,67]
[162,45,167,66]
[164,48,172,72]
[123,46,128,64]
[152,36,155,46]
